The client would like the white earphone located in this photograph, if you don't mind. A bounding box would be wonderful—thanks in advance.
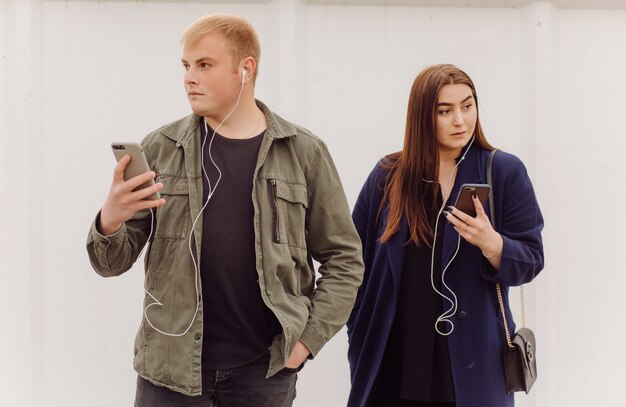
[424,135,476,336]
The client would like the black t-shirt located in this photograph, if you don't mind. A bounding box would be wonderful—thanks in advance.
[199,122,281,373]
[371,190,455,403]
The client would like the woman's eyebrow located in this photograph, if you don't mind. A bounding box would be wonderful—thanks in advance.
[437,95,474,107]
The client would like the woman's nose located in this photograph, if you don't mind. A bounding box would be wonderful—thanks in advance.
[452,110,464,126]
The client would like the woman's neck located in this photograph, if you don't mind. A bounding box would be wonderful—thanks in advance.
[438,150,461,201]
[439,147,462,165]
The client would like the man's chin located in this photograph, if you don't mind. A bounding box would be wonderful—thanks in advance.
[189,103,209,117]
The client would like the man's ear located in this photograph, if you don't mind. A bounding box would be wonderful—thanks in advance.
[241,57,257,82]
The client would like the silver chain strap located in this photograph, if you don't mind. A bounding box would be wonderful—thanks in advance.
[488,149,527,348]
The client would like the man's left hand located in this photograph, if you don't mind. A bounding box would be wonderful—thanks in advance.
[285,340,310,369]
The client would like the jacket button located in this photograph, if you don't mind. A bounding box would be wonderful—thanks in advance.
[195,333,202,340]
[458,311,468,320]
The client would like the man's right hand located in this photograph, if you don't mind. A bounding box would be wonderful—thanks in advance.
[98,154,166,236]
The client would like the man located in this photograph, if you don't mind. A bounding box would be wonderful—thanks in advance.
[86,13,363,407]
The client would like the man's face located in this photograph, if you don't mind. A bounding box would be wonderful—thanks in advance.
[182,33,241,118]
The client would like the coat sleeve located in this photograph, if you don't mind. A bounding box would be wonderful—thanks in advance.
[85,138,155,277]
[346,161,384,333]
[352,164,377,244]
[480,153,545,286]
[86,209,152,277]
[298,140,365,357]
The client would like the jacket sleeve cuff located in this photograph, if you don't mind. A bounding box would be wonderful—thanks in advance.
[89,211,129,267]
[92,211,127,242]
[298,325,325,359]
[87,211,129,276]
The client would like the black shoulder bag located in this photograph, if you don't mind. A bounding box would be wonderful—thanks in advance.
[487,149,537,395]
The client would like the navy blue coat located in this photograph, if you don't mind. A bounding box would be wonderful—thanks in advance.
[346,145,544,407]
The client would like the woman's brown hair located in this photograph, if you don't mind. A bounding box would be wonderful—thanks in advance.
[379,64,493,247]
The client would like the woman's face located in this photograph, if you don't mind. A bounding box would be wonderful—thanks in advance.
[435,83,477,156]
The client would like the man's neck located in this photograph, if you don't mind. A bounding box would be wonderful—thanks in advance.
[205,98,266,140]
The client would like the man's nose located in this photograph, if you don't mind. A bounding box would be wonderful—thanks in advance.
[184,68,197,85]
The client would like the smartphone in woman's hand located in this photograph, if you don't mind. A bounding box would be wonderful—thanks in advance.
[453,184,490,217]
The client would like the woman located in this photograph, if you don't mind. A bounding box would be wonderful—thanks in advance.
[346,64,544,407]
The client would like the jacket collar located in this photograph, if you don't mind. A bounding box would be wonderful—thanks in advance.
[257,100,298,140]
[158,99,296,148]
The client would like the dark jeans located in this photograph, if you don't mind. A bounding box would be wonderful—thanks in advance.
[134,360,297,407]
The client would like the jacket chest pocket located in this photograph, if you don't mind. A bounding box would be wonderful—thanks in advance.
[154,175,190,238]
[267,179,308,248]
[146,176,189,290]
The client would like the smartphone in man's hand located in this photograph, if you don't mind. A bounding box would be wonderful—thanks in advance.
[111,142,160,200]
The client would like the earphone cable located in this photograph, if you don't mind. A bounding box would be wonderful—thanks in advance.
[142,71,247,337]
[425,135,475,336]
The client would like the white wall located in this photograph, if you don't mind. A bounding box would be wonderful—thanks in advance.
[1,0,624,406]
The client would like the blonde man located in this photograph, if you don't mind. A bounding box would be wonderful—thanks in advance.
[87,13,363,407]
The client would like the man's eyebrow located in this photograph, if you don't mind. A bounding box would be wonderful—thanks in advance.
[181,57,217,64]
[437,95,474,106]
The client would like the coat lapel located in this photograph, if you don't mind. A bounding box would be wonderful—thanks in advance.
[382,145,488,293]
[386,215,409,295]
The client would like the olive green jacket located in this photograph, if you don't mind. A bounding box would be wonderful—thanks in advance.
[86,101,364,396]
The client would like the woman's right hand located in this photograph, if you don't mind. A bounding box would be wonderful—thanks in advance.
[444,194,503,269]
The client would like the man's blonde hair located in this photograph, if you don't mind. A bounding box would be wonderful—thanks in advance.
[181,14,261,81]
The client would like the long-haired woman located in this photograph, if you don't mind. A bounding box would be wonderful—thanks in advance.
[346,64,544,407]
